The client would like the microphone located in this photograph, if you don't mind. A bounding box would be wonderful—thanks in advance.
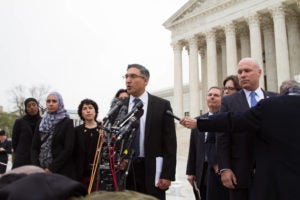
[117,100,144,127]
[113,104,128,127]
[116,109,144,141]
[165,110,180,121]
[102,99,123,122]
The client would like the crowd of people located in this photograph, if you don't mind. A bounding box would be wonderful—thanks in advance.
[0,59,299,200]
[182,57,300,200]
[0,64,176,200]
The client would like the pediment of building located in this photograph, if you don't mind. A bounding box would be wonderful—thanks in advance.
[164,0,300,43]
[163,0,235,29]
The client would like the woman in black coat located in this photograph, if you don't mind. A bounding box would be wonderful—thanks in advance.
[12,97,41,169]
[31,92,76,179]
[75,99,100,191]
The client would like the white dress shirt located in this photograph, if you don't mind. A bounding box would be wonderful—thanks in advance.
[128,91,148,157]
[243,88,264,108]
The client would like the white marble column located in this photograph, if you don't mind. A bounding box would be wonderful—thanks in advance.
[287,14,300,78]
[188,36,200,117]
[221,42,227,78]
[271,6,290,89]
[262,23,277,92]
[240,27,251,59]
[206,30,218,88]
[247,14,265,88]
[200,48,208,114]
[225,23,238,76]
[217,47,223,86]
[172,42,184,118]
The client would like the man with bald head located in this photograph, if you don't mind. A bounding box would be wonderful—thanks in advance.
[216,57,277,200]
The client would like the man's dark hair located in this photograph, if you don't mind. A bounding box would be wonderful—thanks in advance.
[77,99,99,121]
[127,64,150,79]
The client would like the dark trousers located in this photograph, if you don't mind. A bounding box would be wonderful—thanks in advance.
[229,188,249,200]
[206,167,229,200]
[126,157,165,200]
[199,161,208,200]
[0,159,8,174]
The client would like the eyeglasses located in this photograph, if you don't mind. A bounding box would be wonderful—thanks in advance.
[123,74,145,79]
[223,87,236,91]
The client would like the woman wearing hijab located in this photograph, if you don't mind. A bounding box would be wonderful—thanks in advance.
[31,92,76,179]
[12,97,41,169]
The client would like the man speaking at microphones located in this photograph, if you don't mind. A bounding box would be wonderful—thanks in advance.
[119,64,177,200]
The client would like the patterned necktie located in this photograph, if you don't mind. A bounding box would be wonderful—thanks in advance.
[133,98,141,157]
[250,91,257,107]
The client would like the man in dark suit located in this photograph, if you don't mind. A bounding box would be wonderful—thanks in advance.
[186,116,207,200]
[123,64,177,200]
[186,86,228,200]
[216,57,277,200]
[180,79,300,200]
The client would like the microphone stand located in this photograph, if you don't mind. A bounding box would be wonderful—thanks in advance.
[88,126,105,194]
[89,105,143,192]
[124,150,135,190]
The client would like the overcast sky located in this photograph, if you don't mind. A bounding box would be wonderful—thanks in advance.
[0,0,189,117]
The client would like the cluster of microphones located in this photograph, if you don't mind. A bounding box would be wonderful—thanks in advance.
[101,98,180,141]
[102,98,144,142]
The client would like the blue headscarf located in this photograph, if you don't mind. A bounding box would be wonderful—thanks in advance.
[39,92,69,133]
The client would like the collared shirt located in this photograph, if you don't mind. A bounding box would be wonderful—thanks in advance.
[128,91,148,157]
[243,88,264,108]
[205,112,214,142]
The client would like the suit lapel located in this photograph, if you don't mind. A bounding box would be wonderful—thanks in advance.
[237,89,273,109]
[197,113,208,141]
[124,98,130,111]
[262,89,271,99]
[238,90,250,109]
[198,112,209,136]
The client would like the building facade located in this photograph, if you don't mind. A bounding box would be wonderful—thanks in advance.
[67,109,83,126]
[164,0,300,117]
